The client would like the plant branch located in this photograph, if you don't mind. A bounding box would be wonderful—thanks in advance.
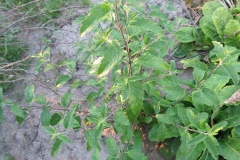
[114,0,132,76]
[175,124,208,135]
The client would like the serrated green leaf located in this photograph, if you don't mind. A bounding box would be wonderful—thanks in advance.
[61,92,72,108]
[204,136,218,160]
[64,106,77,129]
[55,75,70,88]
[85,129,101,151]
[34,95,46,105]
[44,63,57,71]
[211,121,228,134]
[24,85,34,103]
[215,105,240,129]
[144,116,152,123]
[41,109,51,126]
[80,3,110,36]
[60,60,76,71]
[115,109,130,126]
[50,113,62,126]
[200,16,220,41]
[58,134,71,143]
[10,103,26,118]
[70,79,83,89]
[186,109,201,129]
[223,20,240,47]
[43,126,55,135]
[92,149,100,160]
[222,64,239,85]
[97,42,124,77]
[128,81,144,117]
[212,7,233,39]
[176,141,205,160]
[51,138,63,157]
[128,17,163,37]
[188,134,207,146]
[192,88,220,110]
[106,138,118,158]
[133,130,142,151]
[174,28,195,43]
[202,1,222,15]
[218,137,240,160]
[87,92,98,102]
[127,149,147,160]
[149,123,179,141]
[136,53,169,71]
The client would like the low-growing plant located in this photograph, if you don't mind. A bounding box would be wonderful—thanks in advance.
[0,29,28,90]
[1,0,240,160]
[174,0,240,58]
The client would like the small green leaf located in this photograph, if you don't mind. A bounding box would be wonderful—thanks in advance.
[55,75,70,88]
[70,79,83,89]
[44,63,57,71]
[10,103,26,118]
[60,60,76,71]
[204,136,218,160]
[61,92,72,108]
[80,3,110,36]
[87,92,98,102]
[50,113,62,126]
[144,116,152,123]
[41,109,51,126]
[127,149,147,160]
[156,114,174,124]
[202,1,222,15]
[58,134,71,143]
[24,85,34,103]
[222,64,239,85]
[106,138,118,158]
[114,109,130,126]
[16,111,27,125]
[188,134,207,146]
[43,126,55,134]
[34,59,46,72]
[51,138,63,157]
[64,106,77,129]
[34,95,46,105]
[43,47,50,59]
[211,121,228,134]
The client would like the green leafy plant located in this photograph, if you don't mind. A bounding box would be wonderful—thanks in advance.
[1,0,240,160]
[174,0,240,58]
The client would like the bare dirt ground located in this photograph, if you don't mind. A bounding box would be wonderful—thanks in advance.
[0,0,199,159]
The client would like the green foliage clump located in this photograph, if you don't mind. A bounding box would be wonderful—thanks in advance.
[1,0,240,160]
[174,1,240,58]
